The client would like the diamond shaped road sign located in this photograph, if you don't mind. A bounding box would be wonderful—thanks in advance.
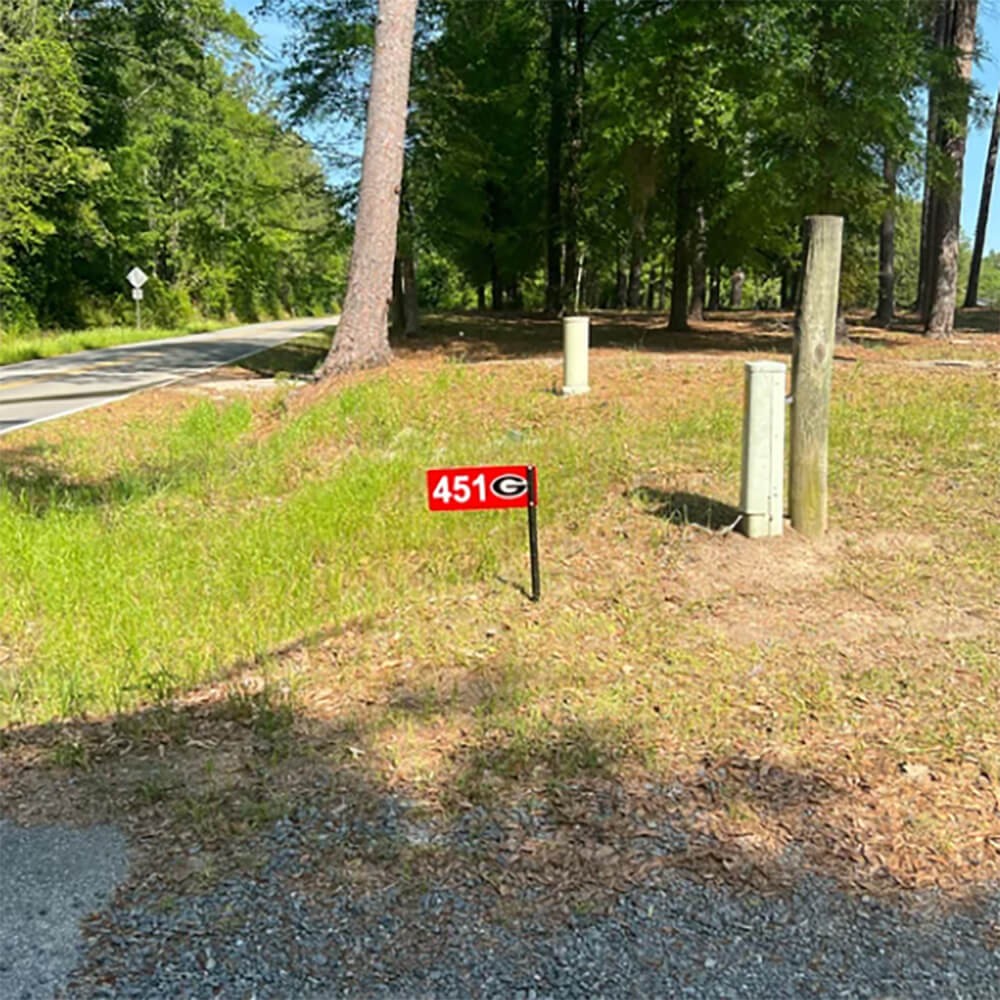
[126,267,148,289]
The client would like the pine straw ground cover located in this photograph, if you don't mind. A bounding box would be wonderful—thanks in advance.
[0,309,998,915]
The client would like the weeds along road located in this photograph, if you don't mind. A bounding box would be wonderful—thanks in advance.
[0,316,338,437]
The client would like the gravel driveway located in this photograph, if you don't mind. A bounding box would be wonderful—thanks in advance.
[4,797,997,999]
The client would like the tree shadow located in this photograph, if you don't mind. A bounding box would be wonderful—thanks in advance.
[230,334,332,379]
[629,486,743,531]
[394,311,798,362]
[394,307,998,365]
[863,307,999,337]
[0,443,203,516]
[3,641,999,997]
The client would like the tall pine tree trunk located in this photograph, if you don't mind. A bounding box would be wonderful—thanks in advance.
[668,232,689,331]
[615,250,627,309]
[708,266,721,312]
[964,87,1000,307]
[402,255,419,336]
[730,268,745,308]
[688,206,706,322]
[626,218,644,309]
[876,156,897,326]
[390,256,405,337]
[544,0,564,315]
[490,253,503,310]
[917,3,948,315]
[924,0,978,338]
[320,0,416,376]
[668,138,692,333]
[562,0,585,312]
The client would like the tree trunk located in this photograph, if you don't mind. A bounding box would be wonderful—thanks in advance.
[917,188,936,315]
[917,3,949,314]
[668,136,692,332]
[730,268,745,308]
[402,254,419,336]
[688,206,706,321]
[476,285,486,311]
[964,87,1000,307]
[668,234,689,331]
[572,254,583,311]
[615,252,627,309]
[708,265,721,311]
[544,0,564,314]
[562,0,585,312]
[320,0,416,377]
[657,263,667,311]
[924,0,978,338]
[390,256,405,337]
[626,225,644,309]
[490,254,503,310]
[875,156,897,326]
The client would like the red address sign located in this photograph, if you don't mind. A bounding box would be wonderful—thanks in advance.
[426,465,537,512]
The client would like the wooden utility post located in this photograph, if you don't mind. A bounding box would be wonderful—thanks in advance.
[790,215,843,539]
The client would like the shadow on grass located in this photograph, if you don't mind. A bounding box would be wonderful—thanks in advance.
[0,443,202,516]
[3,635,998,993]
[233,331,333,378]
[393,307,999,364]
[860,306,1000,337]
[629,486,742,531]
[0,636,963,910]
[395,311,797,362]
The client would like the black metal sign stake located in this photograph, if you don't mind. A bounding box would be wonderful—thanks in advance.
[526,464,540,602]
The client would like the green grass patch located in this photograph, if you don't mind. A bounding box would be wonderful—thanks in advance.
[0,343,998,824]
[0,320,229,367]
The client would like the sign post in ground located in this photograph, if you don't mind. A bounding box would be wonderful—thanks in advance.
[126,267,148,329]
[426,464,540,601]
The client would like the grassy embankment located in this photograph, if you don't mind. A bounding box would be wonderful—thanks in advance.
[0,311,998,893]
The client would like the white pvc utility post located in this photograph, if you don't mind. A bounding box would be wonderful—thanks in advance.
[740,360,786,538]
[562,315,590,395]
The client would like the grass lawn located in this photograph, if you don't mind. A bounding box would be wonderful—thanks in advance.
[1,307,998,902]
[0,320,233,367]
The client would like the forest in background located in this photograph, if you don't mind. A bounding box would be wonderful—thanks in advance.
[0,0,347,332]
[274,0,999,331]
[2,0,999,336]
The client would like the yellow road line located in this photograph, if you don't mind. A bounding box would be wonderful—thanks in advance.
[0,358,135,394]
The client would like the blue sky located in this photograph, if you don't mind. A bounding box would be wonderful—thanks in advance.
[966,0,999,254]
[232,0,999,254]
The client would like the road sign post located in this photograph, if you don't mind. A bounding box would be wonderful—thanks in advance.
[126,267,148,330]
[426,464,540,601]
[131,286,144,329]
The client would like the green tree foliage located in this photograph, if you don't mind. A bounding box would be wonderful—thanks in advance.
[0,0,99,324]
[346,0,935,316]
[409,0,546,306]
[975,250,1000,306]
[0,0,346,332]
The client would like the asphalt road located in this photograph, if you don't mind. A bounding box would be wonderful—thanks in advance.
[0,820,128,1000]
[0,316,337,437]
